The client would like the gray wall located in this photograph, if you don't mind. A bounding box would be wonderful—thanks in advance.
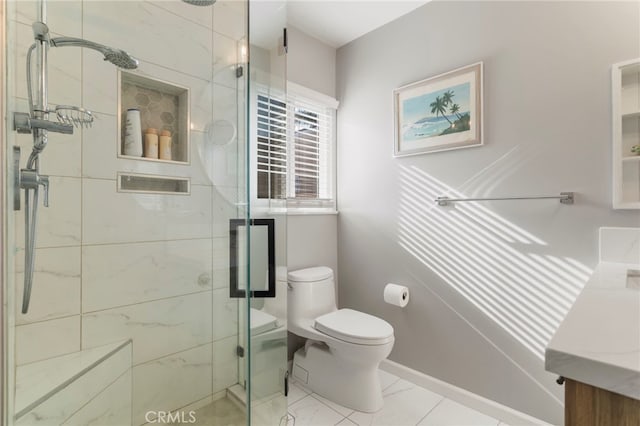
[286,26,338,277]
[286,26,339,358]
[288,26,337,98]
[336,1,639,423]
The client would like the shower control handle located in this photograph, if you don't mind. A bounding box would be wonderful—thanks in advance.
[20,169,50,207]
[40,175,49,207]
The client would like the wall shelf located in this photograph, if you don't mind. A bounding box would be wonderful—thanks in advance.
[118,71,190,164]
[612,58,640,209]
[118,154,190,166]
[117,173,190,195]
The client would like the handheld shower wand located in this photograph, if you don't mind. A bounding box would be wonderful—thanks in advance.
[14,18,139,314]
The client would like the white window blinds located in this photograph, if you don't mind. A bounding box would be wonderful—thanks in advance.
[256,94,287,199]
[256,88,336,209]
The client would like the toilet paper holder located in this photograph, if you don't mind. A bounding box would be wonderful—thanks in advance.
[384,283,409,307]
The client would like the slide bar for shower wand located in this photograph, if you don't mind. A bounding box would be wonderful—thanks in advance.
[435,192,574,206]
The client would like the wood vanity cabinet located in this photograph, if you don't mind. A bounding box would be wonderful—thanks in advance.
[564,378,640,426]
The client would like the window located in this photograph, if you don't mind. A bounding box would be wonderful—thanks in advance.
[254,84,337,212]
[256,95,287,199]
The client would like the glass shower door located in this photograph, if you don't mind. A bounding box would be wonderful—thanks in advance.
[2,0,258,425]
[240,1,289,424]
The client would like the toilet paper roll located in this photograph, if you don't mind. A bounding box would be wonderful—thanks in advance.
[384,283,409,307]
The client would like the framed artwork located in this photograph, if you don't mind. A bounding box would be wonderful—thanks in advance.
[393,62,483,157]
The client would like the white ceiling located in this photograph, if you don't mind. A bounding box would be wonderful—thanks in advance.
[250,1,431,49]
[287,1,431,48]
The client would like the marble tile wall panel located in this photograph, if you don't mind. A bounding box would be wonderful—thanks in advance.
[212,236,230,290]
[212,335,238,394]
[15,246,81,325]
[82,239,213,312]
[212,84,238,136]
[212,189,238,238]
[14,1,83,38]
[14,22,82,107]
[83,1,213,81]
[62,369,132,426]
[213,32,239,90]
[210,84,241,189]
[82,293,213,365]
[14,176,82,249]
[15,341,131,425]
[133,343,212,425]
[81,49,118,115]
[213,0,247,41]
[82,178,212,245]
[213,287,237,340]
[15,315,80,366]
[147,0,214,30]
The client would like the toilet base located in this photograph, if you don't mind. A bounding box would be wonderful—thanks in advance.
[291,343,384,413]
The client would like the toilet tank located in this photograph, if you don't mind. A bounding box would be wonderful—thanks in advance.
[288,266,337,326]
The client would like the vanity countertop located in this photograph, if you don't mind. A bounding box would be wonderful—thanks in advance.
[545,261,640,400]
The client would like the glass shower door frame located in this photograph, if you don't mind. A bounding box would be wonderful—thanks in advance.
[0,0,12,423]
[0,0,7,421]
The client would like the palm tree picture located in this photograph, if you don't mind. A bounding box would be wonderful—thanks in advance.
[394,62,482,156]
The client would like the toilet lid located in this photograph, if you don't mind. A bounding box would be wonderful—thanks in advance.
[288,266,333,283]
[314,309,394,345]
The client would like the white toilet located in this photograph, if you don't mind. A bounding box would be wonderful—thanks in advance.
[288,266,394,413]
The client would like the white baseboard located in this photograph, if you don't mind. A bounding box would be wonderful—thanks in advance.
[380,359,552,426]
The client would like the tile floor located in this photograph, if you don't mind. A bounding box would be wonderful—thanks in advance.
[182,369,515,426]
[286,370,511,426]
[171,397,246,426]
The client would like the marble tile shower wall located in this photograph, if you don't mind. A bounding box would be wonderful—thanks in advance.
[11,1,246,423]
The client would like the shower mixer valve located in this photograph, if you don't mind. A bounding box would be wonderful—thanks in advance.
[12,147,50,211]
[20,169,50,208]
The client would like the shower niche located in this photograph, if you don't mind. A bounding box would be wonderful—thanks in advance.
[118,71,190,164]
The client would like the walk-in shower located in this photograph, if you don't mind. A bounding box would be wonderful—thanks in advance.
[2,0,288,424]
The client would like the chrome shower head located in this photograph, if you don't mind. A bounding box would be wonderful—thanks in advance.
[182,0,216,5]
[50,37,139,69]
[103,49,139,69]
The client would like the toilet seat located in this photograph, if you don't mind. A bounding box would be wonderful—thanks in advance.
[314,309,394,345]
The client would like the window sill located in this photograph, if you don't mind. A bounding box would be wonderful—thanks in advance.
[287,209,339,216]
[250,206,338,216]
